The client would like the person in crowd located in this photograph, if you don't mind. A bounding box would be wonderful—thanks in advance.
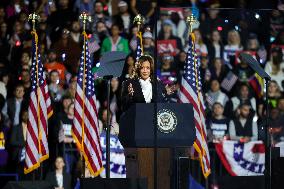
[121,54,135,80]
[158,54,179,102]
[130,0,157,25]
[58,103,77,174]
[45,156,72,189]
[47,0,76,42]
[93,20,109,46]
[278,96,284,115]
[233,58,254,82]
[156,10,177,37]
[199,55,211,92]
[229,102,258,142]
[264,46,284,90]
[92,1,111,28]
[121,55,174,111]
[192,28,208,57]
[2,83,27,127]
[5,0,28,19]
[142,31,155,57]
[64,76,77,99]
[245,33,267,63]
[98,107,119,136]
[158,19,183,54]
[199,2,225,42]
[52,28,81,75]
[19,69,31,100]
[44,49,68,84]
[225,83,256,119]
[20,50,31,68]
[269,106,284,145]
[205,79,228,110]
[0,22,10,65]
[112,1,133,35]
[74,0,95,15]
[207,102,229,143]
[48,70,65,103]
[70,20,81,44]
[223,30,243,68]
[207,30,224,63]
[101,23,130,55]
[9,107,28,179]
[208,58,227,83]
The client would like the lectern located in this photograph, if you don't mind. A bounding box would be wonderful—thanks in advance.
[119,103,196,147]
[119,103,196,189]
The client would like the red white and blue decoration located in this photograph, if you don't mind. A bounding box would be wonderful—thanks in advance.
[99,132,126,178]
[215,141,265,176]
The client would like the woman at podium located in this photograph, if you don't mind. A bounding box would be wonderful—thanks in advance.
[121,54,174,111]
[121,54,175,189]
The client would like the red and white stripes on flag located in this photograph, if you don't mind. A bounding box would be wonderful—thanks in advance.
[24,31,53,174]
[178,33,211,178]
[72,32,103,176]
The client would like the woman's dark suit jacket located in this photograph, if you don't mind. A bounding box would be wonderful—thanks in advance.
[45,171,71,189]
[121,78,167,111]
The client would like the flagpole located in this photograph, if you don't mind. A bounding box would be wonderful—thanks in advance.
[28,13,41,179]
[79,12,91,178]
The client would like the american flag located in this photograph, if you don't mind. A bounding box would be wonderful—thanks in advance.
[136,32,143,61]
[24,31,53,174]
[221,71,238,92]
[178,34,211,178]
[72,33,103,176]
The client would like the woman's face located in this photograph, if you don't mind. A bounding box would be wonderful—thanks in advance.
[21,52,30,64]
[212,31,220,42]
[127,56,135,66]
[194,30,201,41]
[139,61,151,80]
[213,104,224,116]
[210,80,220,92]
[214,59,222,69]
[268,82,278,93]
[229,31,239,44]
[240,86,249,98]
[55,157,65,170]
[111,78,119,91]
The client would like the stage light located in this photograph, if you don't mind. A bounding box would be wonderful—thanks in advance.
[217,26,223,31]
[234,25,239,31]
[255,13,260,19]
[96,62,100,67]
[224,19,228,23]
[88,34,92,39]
[62,53,66,61]
[15,40,21,47]
[253,115,258,122]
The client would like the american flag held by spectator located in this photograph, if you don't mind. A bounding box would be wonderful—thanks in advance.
[221,71,238,92]
[178,33,211,178]
[72,32,103,176]
[24,31,53,174]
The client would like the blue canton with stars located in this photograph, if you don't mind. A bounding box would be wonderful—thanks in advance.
[78,37,95,97]
[233,143,264,174]
[31,38,44,91]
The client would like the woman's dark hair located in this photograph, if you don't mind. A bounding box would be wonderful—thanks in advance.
[132,55,154,80]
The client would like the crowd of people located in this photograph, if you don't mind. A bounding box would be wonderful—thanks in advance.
[0,0,283,188]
